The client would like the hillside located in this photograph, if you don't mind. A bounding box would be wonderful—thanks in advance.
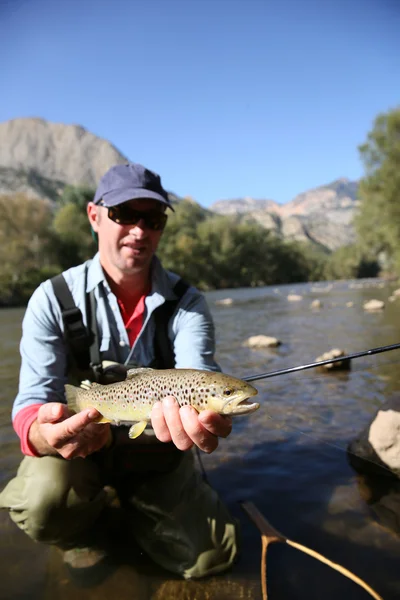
[210,178,360,250]
[0,117,129,201]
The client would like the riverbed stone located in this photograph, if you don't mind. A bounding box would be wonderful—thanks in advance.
[287,294,302,302]
[363,299,385,311]
[243,335,281,348]
[215,298,234,306]
[310,299,322,309]
[315,348,351,371]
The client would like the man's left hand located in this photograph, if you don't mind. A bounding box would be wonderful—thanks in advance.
[151,396,232,453]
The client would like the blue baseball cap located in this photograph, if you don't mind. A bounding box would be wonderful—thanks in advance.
[93,163,174,210]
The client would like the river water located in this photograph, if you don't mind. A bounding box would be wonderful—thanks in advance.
[1,278,400,600]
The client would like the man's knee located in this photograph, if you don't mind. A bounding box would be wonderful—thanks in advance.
[0,455,106,544]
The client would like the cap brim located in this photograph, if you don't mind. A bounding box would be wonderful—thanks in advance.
[98,188,174,211]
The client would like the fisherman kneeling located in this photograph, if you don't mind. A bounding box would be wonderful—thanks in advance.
[0,163,239,583]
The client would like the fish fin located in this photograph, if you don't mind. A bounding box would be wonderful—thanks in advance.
[128,421,148,439]
[64,384,81,413]
[126,367,154,379]
[95,416,113,424]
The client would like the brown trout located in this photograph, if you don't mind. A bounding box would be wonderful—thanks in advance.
[65,367,259,439]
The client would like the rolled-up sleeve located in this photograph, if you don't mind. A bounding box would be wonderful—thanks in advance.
[12,282,68,423]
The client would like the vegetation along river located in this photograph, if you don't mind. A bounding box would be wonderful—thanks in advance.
[1,278,400,600]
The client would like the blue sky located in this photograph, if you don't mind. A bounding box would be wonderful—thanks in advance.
[1,0,399,206]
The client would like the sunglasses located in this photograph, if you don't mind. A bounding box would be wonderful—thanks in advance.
[104,205,168,231]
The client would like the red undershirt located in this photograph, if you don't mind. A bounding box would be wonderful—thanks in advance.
[117,290,148,347]
[14,290,149,456]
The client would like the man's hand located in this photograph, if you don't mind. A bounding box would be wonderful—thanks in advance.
[151,396,232,453]
[29,403,111,459]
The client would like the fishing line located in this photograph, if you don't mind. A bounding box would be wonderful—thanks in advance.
[195,446,209,483]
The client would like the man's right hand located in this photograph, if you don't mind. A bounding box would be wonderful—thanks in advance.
[28,403,111,459]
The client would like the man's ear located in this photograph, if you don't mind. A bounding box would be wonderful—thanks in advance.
[87,202,100,233]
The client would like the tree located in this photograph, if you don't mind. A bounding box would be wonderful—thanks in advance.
[355,107,400,273]
[59,184,95,209]
[52,203,97,267]
[0,194,58,304]
[323,245,379,281]
[52,184,97,267]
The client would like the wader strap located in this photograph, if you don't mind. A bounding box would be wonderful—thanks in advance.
[51,272,190,375]
[88,287,103,381]
[50,269,93,372]
[152,279,190,369]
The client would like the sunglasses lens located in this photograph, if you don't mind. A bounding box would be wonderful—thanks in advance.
[147,214,168,230]
[107,206,167,230]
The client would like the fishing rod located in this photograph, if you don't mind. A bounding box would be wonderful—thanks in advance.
[243,341,400,383]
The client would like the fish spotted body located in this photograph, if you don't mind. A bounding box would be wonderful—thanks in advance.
[65,367,259,439]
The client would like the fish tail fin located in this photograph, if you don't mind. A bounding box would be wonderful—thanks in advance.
[65,384,80,414]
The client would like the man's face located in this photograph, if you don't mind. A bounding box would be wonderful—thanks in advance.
[87,198,166,277]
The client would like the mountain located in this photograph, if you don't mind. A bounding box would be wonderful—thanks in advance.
[0,117,359,250]
[0,117,129,201]
[210,178,360,250]
[210,197,280,215]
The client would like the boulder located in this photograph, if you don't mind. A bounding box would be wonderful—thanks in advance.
[348,396,400,479]
[369,409,400,473]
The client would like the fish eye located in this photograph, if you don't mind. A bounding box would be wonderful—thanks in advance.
[223,388,233,396]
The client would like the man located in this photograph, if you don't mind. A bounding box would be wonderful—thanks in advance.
[0,163,238,582]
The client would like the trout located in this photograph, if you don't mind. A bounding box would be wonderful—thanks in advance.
[65,367,259,439]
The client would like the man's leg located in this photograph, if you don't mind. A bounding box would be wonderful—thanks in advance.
[0,455,108,547]
[124,452,239,580]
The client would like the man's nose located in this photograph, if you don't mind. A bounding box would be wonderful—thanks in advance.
[128,218,147,234]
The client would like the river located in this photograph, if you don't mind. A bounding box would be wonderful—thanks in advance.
[1,278,400,600]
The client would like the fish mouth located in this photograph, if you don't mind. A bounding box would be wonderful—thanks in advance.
[222,389,260,415]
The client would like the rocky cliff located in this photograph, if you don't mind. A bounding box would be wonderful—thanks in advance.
[0,117,128,201]
[210,178,360,251]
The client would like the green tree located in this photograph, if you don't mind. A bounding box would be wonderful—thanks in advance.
[52,203,97,267]
[355,107,400,273]
[278,241,329,283]
[323,245,379,281]
[59,184,95,209]
[52,184,97,267]
[0,194,59,304]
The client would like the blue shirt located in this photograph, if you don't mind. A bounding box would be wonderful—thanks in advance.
[12,253,219,420]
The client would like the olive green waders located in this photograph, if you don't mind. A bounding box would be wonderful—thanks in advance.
[0,444,238,580]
